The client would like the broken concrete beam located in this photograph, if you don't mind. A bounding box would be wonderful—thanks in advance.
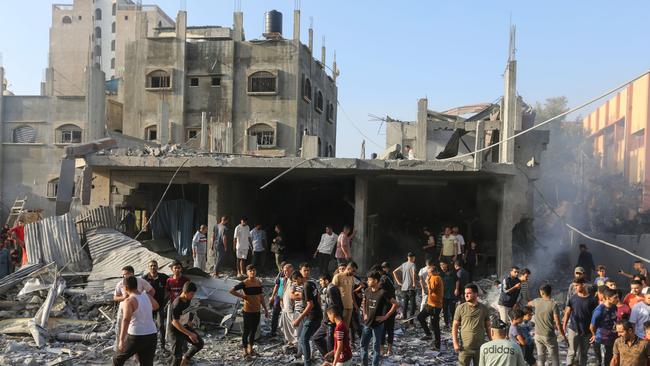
[379,144,402,160]
[63,138,117,158]
[54,331,112,342]
[30,274,66,347]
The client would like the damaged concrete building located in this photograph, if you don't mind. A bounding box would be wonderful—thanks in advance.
[0,3,547,284]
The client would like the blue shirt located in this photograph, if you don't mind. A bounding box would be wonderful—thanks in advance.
[591,303,617,345]
[519,320,533,344]
[250,228,267,252]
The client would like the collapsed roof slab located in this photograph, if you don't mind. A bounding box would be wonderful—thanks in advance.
[85,155,520,177]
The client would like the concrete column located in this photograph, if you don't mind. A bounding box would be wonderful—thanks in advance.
[352,176,368,271]
[293,10,300,41]
[233,12,244,42]
[500,59,516,164]
[206,176,229,272]
[200,112,207,150]
[473,120,484,170]
[416,98,428,160]
[496,179,514,275]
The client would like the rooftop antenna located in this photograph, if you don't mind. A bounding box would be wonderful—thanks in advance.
[180,0,186,11]
[295,0,301,11]
[309,16,313,29]
[234,0,241,12]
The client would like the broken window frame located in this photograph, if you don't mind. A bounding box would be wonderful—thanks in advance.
[247,123,276,148]
[47,178,59,198]
[146,70,171,89]
[145,126,158,141]
[247,71,277,94]
[211,76,221,87]
[189,77,199,87]
[186,128,200,142]
[57,124,83,144]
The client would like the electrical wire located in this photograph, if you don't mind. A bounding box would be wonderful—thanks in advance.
[337,100,384,149]
[438,69,650,161]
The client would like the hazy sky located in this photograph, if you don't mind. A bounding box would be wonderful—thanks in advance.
[1,1,648,157]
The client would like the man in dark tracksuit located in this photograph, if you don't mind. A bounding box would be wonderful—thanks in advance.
[313,273,343,359]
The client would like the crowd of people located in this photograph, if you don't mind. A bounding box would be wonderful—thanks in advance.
[109,217,650,366]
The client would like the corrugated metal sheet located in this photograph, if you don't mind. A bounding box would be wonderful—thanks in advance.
[75,206,116,235]
[24,213,91,272]
[86,228,173,281]
[0,263,45,294]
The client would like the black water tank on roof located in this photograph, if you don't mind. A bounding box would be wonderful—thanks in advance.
[264,10,282,35]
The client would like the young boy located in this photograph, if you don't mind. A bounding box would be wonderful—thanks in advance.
[520,306,536,365]
[170,282,204,366]
[229,264,268,358]
[594,265,609,287]
[323,306,353,366]
[509,309,526,348]
[590,288,619,366]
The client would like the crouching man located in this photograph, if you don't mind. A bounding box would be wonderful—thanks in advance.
[170,282,204,366]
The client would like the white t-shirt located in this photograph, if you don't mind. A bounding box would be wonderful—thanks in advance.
[114,277,154,298]
[455,234,466,254]
[418,267,430,292]
[630,301,650,338]
[317,233,338,254]
[234,224,251,249]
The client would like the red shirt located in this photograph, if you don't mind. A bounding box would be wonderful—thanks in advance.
[334,321,353,363]
[617,303,631,321]
[625,293,643,309]
[166,276,189,303]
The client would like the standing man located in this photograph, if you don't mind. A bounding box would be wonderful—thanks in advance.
[591,287,619,366]
[566,267,590,306]
[291,270,323,366]
[439,227,458,264]
[270,224,285,272]
[416,264,444,350]
[563,277,598,366]
[165,261,189,346]
[335,226,354,266]
[380,262,397,356]
[440,261,458,329]
[421,228,436,261]
[113,276,160,366]
[624,280,644,310]
[630,287,650,339]
[517,268,532,310]
[211,216,230,278]
[455,260,471,302]
[191,225,208,271]
[313,273,343,358]
[452,284,492,366]
[313,225,338,274]
[418,259,434,312]
[333,261,356,327]
[530,284,566,366]
[234,217,252,278]
[611,320,650,366]
[360,270,398,366]
[8,220,26,266]
[279,264,298,350]
[621,261,649,281]
[404,145,415,160]
[478,319,526,366]
[229,264,268,358]
[113,266,154,351]
[250,224,267,272]
[269,261,289,337]
[576,244,596,281]
[497,266,521,322]
[170,282,204,366]
[141,260,169,350]
[452,226,465,260]
[393,252,417,324]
